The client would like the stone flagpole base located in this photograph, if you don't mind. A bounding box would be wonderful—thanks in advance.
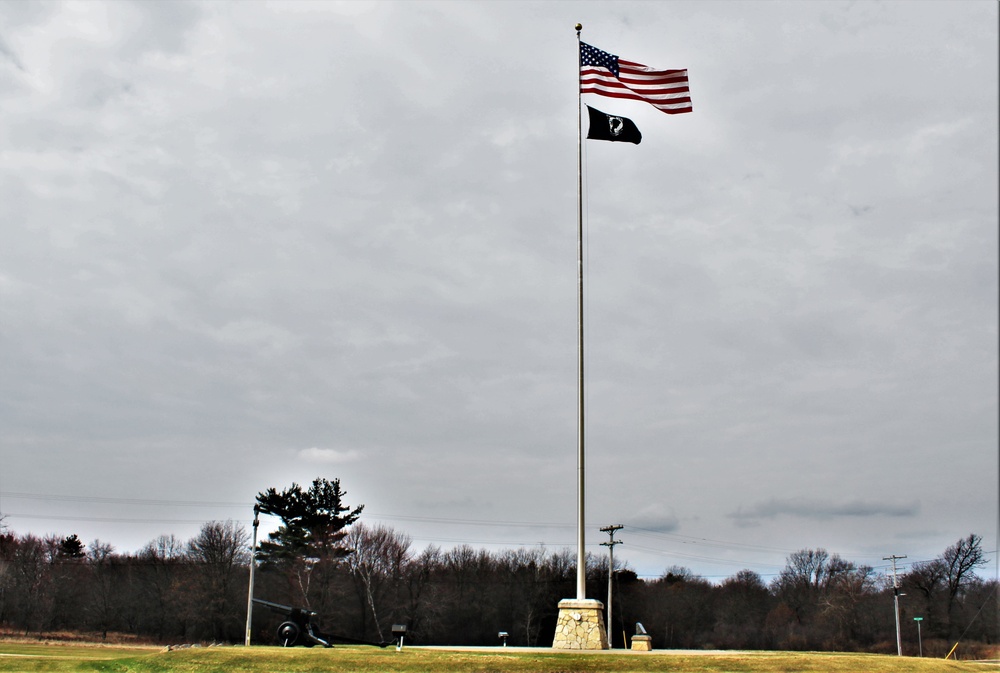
[551,599,608,650]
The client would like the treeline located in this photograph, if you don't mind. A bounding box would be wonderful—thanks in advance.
[0,523,994,654]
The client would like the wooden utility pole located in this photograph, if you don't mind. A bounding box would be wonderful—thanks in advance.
[883,554,907,656]
[601,525,624,646]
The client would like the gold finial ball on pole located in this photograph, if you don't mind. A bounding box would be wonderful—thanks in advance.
[575,23,583,32]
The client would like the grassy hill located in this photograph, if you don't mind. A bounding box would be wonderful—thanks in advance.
[0,642,993,673]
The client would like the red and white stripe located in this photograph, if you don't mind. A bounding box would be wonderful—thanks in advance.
[581,59,692,115]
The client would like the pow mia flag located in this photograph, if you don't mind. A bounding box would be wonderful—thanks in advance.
[586,105,641,145]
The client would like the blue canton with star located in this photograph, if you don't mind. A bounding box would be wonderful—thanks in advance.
[580,42,619,77]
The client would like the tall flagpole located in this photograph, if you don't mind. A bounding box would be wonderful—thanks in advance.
[553,25,607,648]
[574,22,586,602]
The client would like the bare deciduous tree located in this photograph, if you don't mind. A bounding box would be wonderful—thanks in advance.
[345,522,411,643]
[86,540,117,640]
[187,520,250,641]
[942,533,987,638]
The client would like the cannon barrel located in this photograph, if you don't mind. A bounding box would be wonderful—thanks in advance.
[252,597,316,618]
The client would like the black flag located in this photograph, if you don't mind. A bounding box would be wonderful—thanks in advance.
[586,105,642,144]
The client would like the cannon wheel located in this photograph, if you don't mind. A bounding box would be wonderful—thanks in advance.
[277,621,301,647]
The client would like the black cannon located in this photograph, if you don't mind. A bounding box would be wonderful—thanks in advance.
[253,598,333,647]
[252,598,403,648]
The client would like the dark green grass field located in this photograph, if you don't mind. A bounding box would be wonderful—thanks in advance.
[0,643,992,673]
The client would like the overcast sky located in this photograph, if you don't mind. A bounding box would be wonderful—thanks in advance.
[1,0,997,584]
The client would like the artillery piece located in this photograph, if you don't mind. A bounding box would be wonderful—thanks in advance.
[252,598,333,647]
[252,598,406,649]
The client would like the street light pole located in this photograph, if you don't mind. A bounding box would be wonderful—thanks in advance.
[244,505,260,646]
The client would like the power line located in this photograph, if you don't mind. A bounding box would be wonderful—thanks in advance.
[7,513,225,525]
[629,526,810,555]
[7,490,993,581]
[1,491,247,508]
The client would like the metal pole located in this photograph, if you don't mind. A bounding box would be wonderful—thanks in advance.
[245,505,260,646]
[914,617,923,657]
[575,22,586,602]
[600,525,623,646]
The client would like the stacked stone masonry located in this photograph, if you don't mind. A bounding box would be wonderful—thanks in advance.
[551,599,608,650]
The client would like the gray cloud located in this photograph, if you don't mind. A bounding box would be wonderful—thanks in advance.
[625,505,682,535]
[0,33,25,72]
[729,498,921,524]
[0,0,995,581]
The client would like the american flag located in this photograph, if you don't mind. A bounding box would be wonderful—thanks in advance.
[580,42,692,115]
